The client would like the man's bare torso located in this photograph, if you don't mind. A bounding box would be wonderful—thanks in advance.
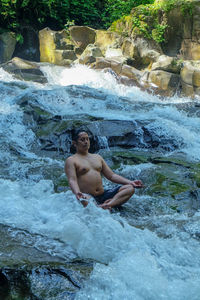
[72,153,104,196]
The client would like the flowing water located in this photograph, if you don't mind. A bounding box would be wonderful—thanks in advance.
[0,64,200,299]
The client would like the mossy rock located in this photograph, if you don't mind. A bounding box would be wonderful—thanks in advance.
[149,171,190,198]
[150,156,191,168]
[36,119,90,138]
[110,150,152,166]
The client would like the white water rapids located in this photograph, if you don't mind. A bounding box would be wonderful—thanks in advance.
[0,64,200,299]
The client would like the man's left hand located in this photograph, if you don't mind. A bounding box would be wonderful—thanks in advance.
[131,180,144,188]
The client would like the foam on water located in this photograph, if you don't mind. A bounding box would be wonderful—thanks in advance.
[41,64,199,105]
[0,178,200,299]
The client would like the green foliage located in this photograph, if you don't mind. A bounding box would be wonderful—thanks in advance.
[64,20,75,30]
[16,33,24,44]
[153,0,194,15]
[102,0,154,28]
[132,16,151,38]
[152,24,168,43]
[0,0,194,46]
[69,0,103,27]
[180,1,193,16]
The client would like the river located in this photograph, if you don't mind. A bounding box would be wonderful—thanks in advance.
[0,64,200,299]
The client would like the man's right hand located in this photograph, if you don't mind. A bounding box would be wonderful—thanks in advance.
[76,192,89,207]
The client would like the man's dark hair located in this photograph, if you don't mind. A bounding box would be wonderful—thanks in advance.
[71,129,90,142]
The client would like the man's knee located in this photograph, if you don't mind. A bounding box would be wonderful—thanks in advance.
[121,184,135,196]
[128,184,135,196]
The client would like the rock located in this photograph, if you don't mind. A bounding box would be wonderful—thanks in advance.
[120,64,143,81]
[105,48,123,58]
[180,61,196,86]
[181,40,200,60]
[94,57,111,69]
[121,38,139,59]
[110,60,123,74]
[181,81,194,98]
[180,60,200,95]
[53,49,76,66]
[151,55,182,74]
[95,30,121,54]
[39,27,76,65]
[131,37,162,68]
[162,6,187,57]
[0,32,16,63]
[180,2,200,59]
[1,57,47,83]
[78,44,103,64]
[0,264,92,300]
[13,26,40,61]
[149,70,180,96]
[69,26,96,51]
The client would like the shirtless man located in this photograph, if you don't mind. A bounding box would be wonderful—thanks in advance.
[65,130,143,209]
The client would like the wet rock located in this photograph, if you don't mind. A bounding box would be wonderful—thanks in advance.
[0,264,92,300]
[1,57,47,83]
[148,70,180,97]
[0,225,93,299]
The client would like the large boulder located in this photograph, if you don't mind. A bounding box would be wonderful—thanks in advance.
[121,38,139,59]
[151,55,182,74]
[1,57,47,83]
[69,26,96,52]
[95,30,122,54]
[39,27,76,65]
[134,37,162,67]
[180,2,200,60]
[0,32,16,63]
[148,70,180,96]
[180,60,200,97]
[180,61,200,87]
[120,64,143,82]
[78,44,103,65]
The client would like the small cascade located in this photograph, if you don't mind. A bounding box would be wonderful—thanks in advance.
[97,136,109,150]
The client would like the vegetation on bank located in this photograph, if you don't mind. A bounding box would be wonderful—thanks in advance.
[110,0,194,43]
[0,0,194,46]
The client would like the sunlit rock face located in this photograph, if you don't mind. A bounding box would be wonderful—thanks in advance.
[39,27,77,66]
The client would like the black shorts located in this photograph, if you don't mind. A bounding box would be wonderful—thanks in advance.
[94,186,121,204]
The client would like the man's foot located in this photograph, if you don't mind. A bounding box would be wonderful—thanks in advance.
[99,202,112,210]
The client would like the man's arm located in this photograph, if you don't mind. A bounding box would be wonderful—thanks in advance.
[101,157,143,188]
[65,158,88,206]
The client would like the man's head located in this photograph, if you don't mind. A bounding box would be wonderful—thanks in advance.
[72,129,90,153]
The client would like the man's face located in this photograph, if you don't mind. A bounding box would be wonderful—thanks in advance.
[74,132,90,151]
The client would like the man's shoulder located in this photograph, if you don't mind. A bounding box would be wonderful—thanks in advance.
[90,153,102,159]
[65,155,76,164]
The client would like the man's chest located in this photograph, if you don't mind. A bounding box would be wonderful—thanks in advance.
[76,157,102,175]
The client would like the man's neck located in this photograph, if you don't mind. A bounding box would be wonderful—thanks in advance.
[76,150,89,156]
